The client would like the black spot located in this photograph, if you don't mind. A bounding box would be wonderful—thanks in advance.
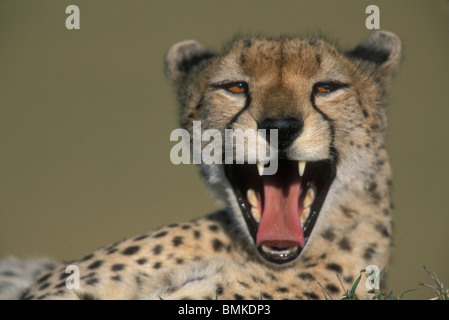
[325,284,340,294]
[208,224,219,232]
[111,275,121,282]
[261,292,273,300]
[216,284,224,295]
[122,245,140,256]
[181,224,191,230]
[340,206,359,218]
[234,294,245,300]
[368,182,381,201]
[238,281,250,288]
[153,244,163,255]
[111,264,125,272]
[298,272,315,281]
[315,54,321,66]
[81,272,96,280]
[176,258,184,264]
[362,109,369,118]
[153,231,168,238]
[54,281,66,289]
[54,290,68,296]
[326,263,343,274]
[37,273,52,284]
[276,287,289,293]
[136,276,143,288]
[87,260,103,270]
[80,293,97,300]
[79,253,94,262]
[172,236,183,247]
[267,273,277,281]
[364,247,376,261]
[106,248,118,255]
[19,289,34,300]
[168,223,179,228]
[1,270,16,277]
[243,39,252,48]
[304,291,319,300]
[375,223,390,238]
[86,278,99,286]
[136,258,147,265]
[104,241,120,250]
[212,239,224,252]
[38,282,50,291]
[240,53,246,65]
[134,234,149,241]
[153,262,162,269]
[193,230,201,239]
[59,272,69,280]
[305,263,318,268]
[321,228,335,241]
[251,276,265,284]
[338,237,352,251]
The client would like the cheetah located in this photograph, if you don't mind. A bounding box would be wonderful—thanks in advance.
[0,30,401,300]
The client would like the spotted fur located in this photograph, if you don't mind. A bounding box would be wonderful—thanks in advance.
[0,31,401,300]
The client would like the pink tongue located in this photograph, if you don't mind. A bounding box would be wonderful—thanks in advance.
[256,177,304,248]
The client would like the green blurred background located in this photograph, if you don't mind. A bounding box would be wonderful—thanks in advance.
[1,0,448,299]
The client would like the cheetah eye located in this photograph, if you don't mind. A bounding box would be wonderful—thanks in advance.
[313,82,348,95]
[216,82,248,94]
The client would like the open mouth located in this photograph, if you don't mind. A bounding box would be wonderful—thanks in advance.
[224,159,336,264]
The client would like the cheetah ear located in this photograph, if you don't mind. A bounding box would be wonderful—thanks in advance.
[347,31,402,89]
[165,40,214,85]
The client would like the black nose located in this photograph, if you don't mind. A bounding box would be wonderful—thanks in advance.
[258,117,303,150]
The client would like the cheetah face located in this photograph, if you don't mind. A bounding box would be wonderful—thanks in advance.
[166,32,401,266]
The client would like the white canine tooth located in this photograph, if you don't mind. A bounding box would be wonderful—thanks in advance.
[298,160,306,177]
[251,207,261,223]
[247,188,258,208]
[257,162,264,176]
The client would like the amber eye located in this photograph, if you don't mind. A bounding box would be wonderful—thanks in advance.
[316,85,332,93]
[228,84,246,93]
[314,82,348,95]
[222,82,248,94]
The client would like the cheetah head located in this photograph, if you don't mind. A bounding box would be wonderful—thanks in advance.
[165,31,401,266]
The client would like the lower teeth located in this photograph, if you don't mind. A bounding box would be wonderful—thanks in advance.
[261,245,298,255]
